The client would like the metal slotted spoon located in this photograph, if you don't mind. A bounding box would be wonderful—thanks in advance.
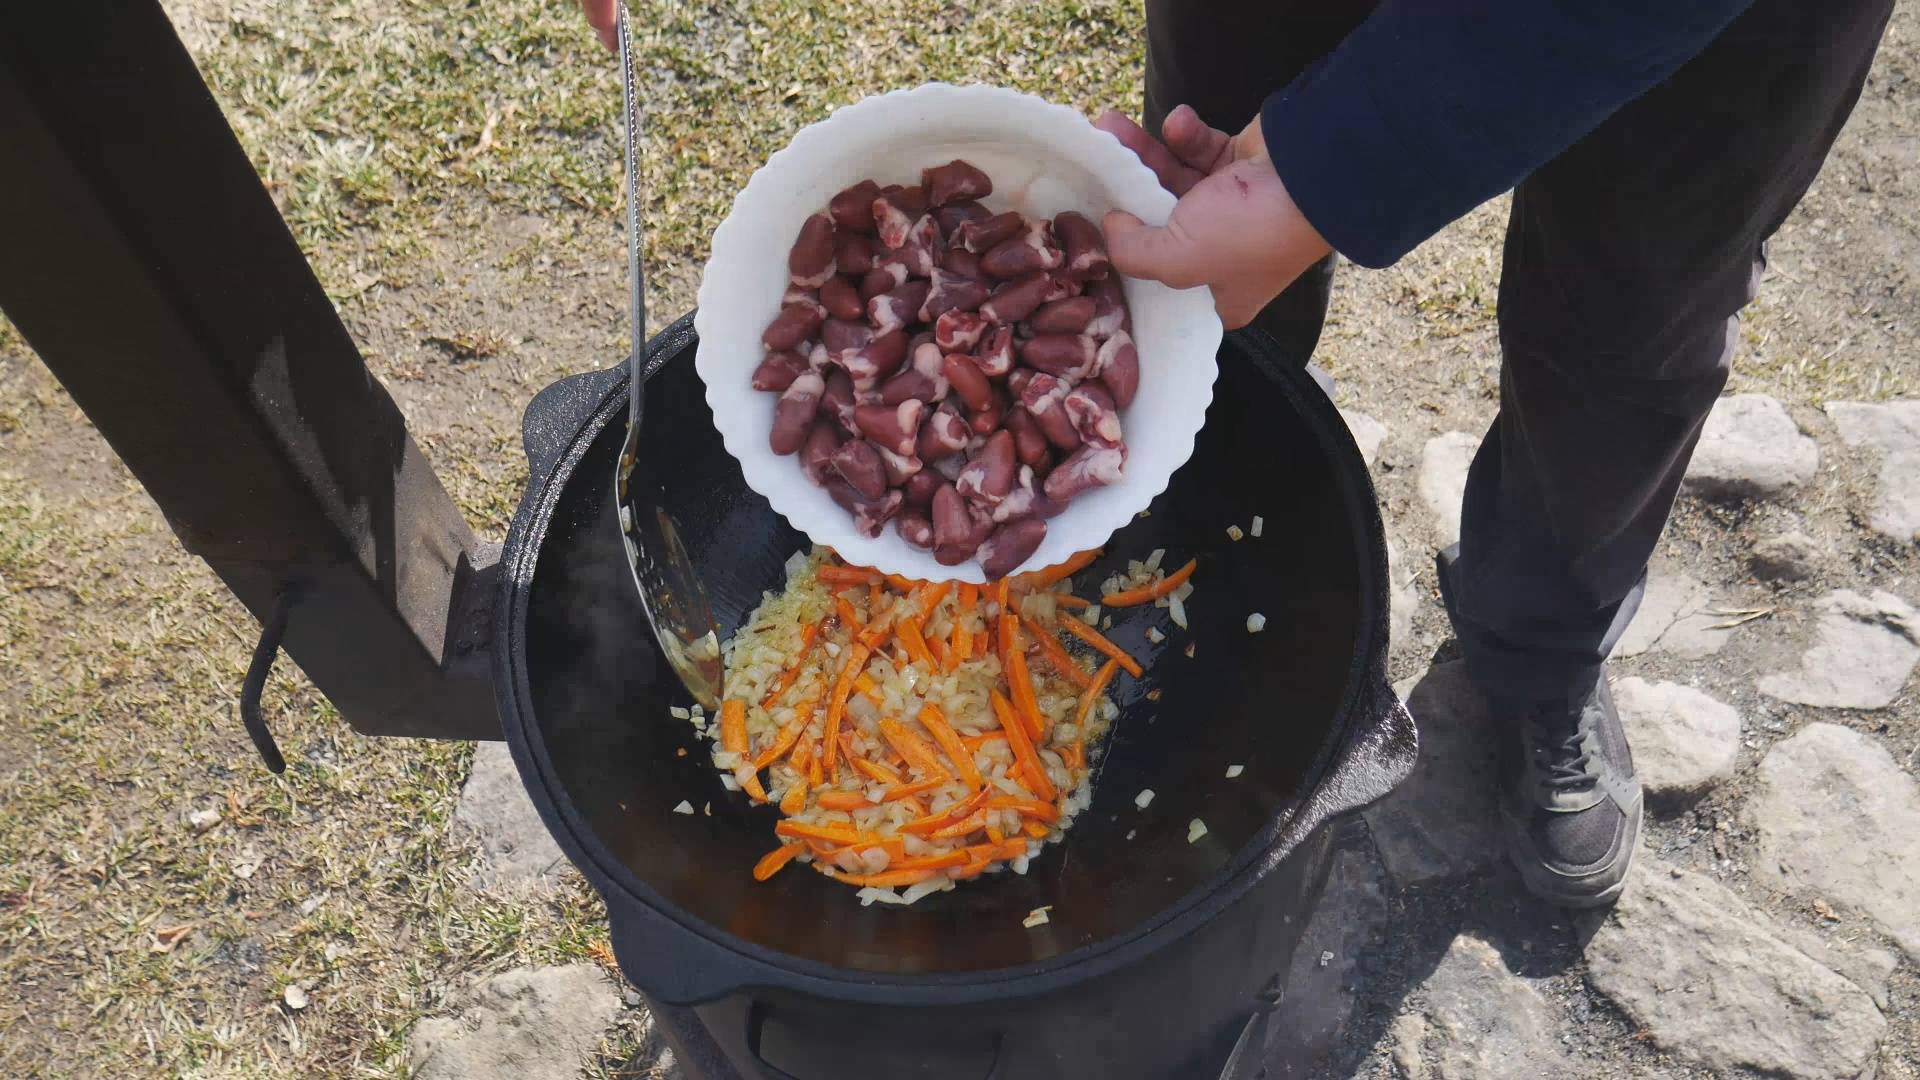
[610,7,724,710]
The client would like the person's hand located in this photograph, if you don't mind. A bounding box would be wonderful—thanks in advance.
[1094,105,1331,330]
[580,0,618,52]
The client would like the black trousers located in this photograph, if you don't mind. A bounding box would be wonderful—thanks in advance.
[1146,0,1894,705]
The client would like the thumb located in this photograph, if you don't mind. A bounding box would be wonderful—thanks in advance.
[1103,210,1201,289]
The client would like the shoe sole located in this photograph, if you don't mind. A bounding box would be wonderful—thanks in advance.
[1502,793,1645,909]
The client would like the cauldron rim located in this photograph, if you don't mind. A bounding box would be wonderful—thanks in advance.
[493,314,1412,1004]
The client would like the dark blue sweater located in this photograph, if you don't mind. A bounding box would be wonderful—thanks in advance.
[1261,0,1755,268]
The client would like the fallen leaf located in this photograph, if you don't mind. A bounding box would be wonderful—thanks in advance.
[150,924,194,953]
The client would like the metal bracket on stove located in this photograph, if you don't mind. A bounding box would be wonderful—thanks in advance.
[239,587,298,774]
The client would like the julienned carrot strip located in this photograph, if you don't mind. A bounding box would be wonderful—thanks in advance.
[919,581,953,618]
[897,618,938,670]
[818,566,880,586]
[759,692,819,771]
[830,868,936,888]
[1023,820,1050,839]
[949,622,972,672]
[994,578,1011,616]
[1058,616,1143,678]
[958,583,979,611]
[879,717,951,781]
[884,574,923,592]
[916,704,983,791]
[719,699,748,755]
[759,621,822,709]
[881,777,945,802]
[1000,617,1046,741]
[900,786,992,834]
[779,776,809,815]
[858,596,901,648]
[929,810,989,840]
[1050,594,1092,609]
[987,796,1062,822]
[853,672,885,703]
[775,819,887,846]
[1101,558,1198,607]
[868,580,883,619]
[990,689,1056,802]
[816,790,875,811]
[1016,548,1100,590]
[1075,657,1121,763]
[961,730,1008,749]
[1060,743,1083,771]
[851,755,903,786]
[926,636,948,669]
[822,643,871,782]
[888,850,970,873]
[834,594,865,629]
[753,844,804,881]
[1023,615,1093,689]
[996,612,1017,667]
[987,824,1006,844]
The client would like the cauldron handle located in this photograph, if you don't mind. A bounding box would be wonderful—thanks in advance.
[1272,673,1416,855]
[739,1000,1007,1080]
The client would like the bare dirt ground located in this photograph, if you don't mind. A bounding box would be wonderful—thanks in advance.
[1,1,1914,1077]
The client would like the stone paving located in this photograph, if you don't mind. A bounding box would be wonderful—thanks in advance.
[439,390,1918,1079]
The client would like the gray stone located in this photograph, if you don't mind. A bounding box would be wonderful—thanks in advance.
[1387,535,1419,647]
[455,741,568,891]
[1751,722,1920,958]
[1389,1014,1429,1080]
[1364,661,1499,885]
[1616,568,1733,659]
[1417,431,1479,548]
[1825,401,1920,543]
[1612,677,1740,803]
[1776,924,1899,1013]
[1340,408,1389,469]
[1683,393,1819,498]
[1826,399,1920,451]
[409,964,622,1080]
[1757,590,1920,709]
[1586,859,1885,1080]
[1866,451,1920,543]
[1274,831,1390,1066]
[1752,530,1822,582]
[1397,934,1569,1080]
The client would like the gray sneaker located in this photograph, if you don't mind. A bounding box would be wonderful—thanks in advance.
[1495,676,1643,907]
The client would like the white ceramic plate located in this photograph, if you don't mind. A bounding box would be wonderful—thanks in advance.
[694,83,1222,582]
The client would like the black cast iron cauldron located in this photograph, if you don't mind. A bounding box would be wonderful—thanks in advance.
[492,313,1416,1080]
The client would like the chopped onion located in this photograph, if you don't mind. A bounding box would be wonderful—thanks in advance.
[1251,515,1264,538]
[1246,613,1267,633]
[1126,829,1137,841]
[1185,642,1197,659]
[1226,764,1245,778]
[1135,788,1155,809]
[1187,818,1209,843]
[1022,906,1053,928]
[1168,595,1188,630]
[719,773,740,791]
[1226,525,1244,541]
[1082,605,1102,625]
[1146,627,1166,645]
[1146,549,1166,572]
[903,877,953,904]
[670,706,691,720]
[671,800,695,815]
[702,801,713,816]
[857,887,907,906]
